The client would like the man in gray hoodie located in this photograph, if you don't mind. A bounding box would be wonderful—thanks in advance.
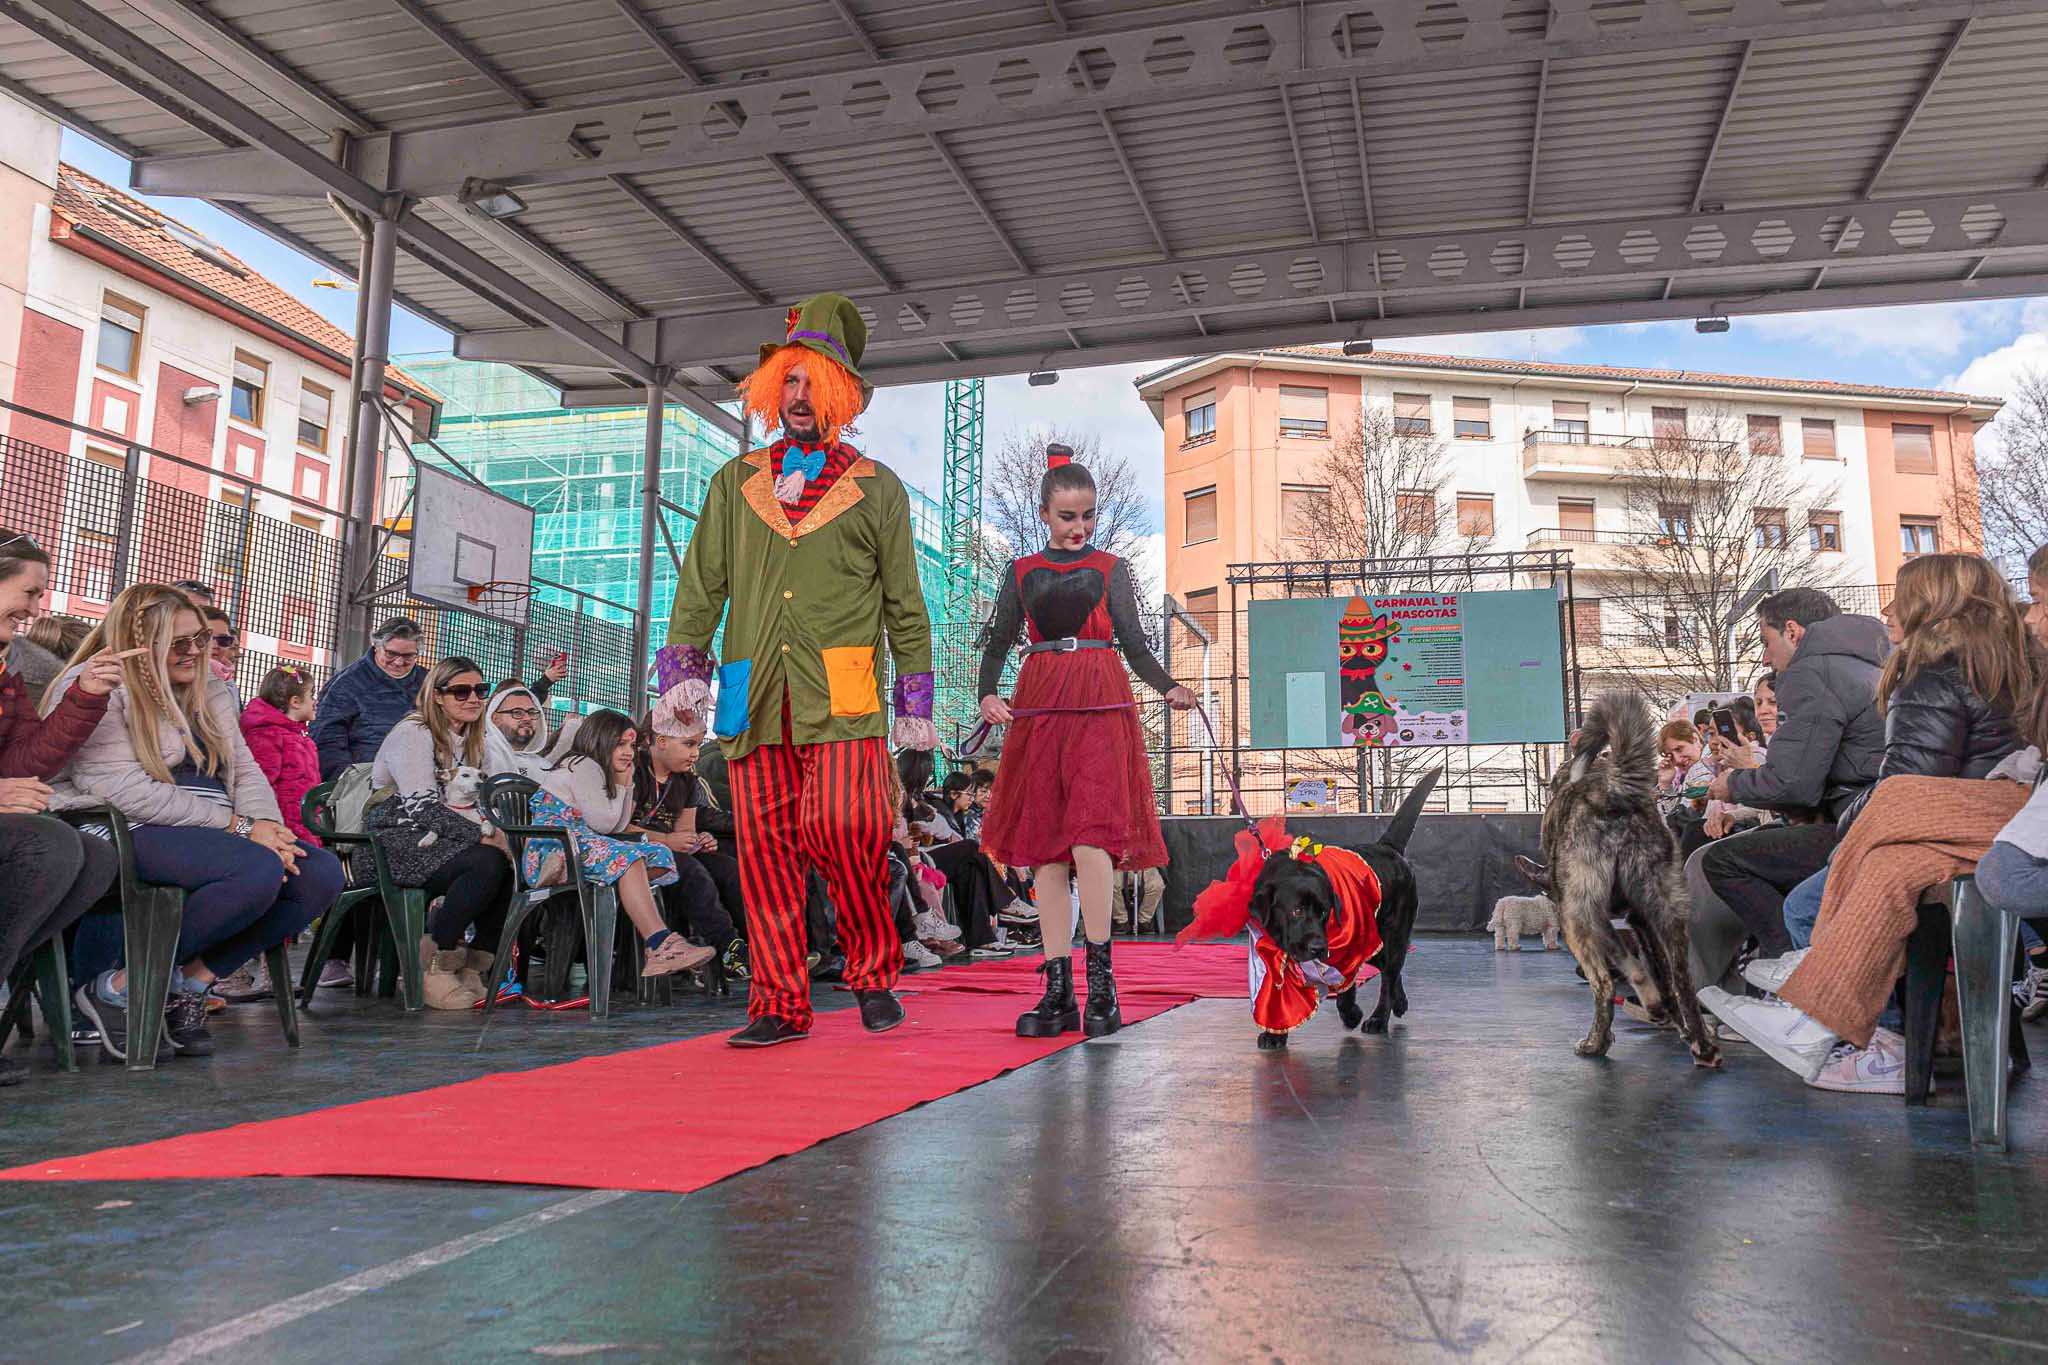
[1688,588,1890,988]
[484,684,552,780]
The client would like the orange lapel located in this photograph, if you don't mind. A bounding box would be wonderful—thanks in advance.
[737,448,793,535]
[792,455,873,537]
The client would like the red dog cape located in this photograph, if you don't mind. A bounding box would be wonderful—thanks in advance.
[1179,817,1383,1032]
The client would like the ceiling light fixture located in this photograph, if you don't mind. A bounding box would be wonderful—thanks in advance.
[1342,339,1375,356]
[1027,369,1059,387]
[1694,315,1730,334]
[458,178,528,220]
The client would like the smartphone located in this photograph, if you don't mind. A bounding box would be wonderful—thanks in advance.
[551,651,569,670]
[1710,706,1741,745]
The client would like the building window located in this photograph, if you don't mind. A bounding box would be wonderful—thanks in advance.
[1657,502,1693,542]
[299,381,332,452]
[1569,597,1602,647]
[1184,486,1218,545]
[1278,385,1328,438]
[1663,611,1698,648]
[1183,587,1218,638]
[1808,509,1842,552]
[1652,406,1688,443]
[1748,414,1782,457]
[1395,489,1437,537]
[1802,418,1837,460]
[1182,389,1216,444]
[1754,507,1788,548]
[1892,422,1936,475]
[1557,497,1596,538]
[1393,392,1431,436]
[1900,518,1940,558]
[1280,484,1328,539]
[231,352,268,425]
[1552,400,1589,442]
[1455,492,1495,538]
[1452,396,1490,440]
[96,295,144,376]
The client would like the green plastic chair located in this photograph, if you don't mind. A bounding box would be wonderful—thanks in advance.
[1903,875,2034,1150]
[295,780,427,1011]
[477,775,626,1023]
[1,934,76,1073]
[58,806,297,1071]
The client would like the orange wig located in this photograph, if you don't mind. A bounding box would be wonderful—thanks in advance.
[737,344,866,444]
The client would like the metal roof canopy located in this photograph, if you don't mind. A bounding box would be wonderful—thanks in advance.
[11,0,2048,414]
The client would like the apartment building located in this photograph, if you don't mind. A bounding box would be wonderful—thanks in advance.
[1137,347,1997,638]
[2,157,438,659]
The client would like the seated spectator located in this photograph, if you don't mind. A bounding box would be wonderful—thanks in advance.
[1658,719,1715,848]
[1703,553,2033,1092]
[632,707,749,982]
[1114,867,1165,933]
[1987,545,2048,1018]
[895,750,1012,955]
[484,683,552,780]
[505,650,570,705]
[1700,696,1774,842]
[969,768,994,835]
[51,583,343,1062]
[370,657,513,1010]
[202,607,243,705]
[314,616,426,782]
[0,531,122,1086]
[240,666,323,848]
[527,709,711,979]
[10,612,90,711]
[171,580,215,610]
[1687,589,1888,993]
[1751,672,1780,740]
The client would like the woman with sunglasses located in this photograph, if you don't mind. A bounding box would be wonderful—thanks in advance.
[46,583,344,1063]
[371,657,513,1010]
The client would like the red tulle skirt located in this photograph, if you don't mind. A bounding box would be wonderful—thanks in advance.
[979,648,1167,871]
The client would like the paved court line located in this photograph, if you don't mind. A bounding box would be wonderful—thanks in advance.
[117,1189,630,1365]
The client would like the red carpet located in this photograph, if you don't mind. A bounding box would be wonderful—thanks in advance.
[0,943,1249,1193]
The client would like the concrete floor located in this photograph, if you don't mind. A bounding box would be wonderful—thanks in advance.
[4,937,2048,1364]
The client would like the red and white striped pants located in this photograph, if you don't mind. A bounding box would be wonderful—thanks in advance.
[727,732,898,1029]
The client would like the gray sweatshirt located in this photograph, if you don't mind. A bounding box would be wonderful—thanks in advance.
[538,754,632,834]
[46,667,281,828]
[1991,746,2047,860]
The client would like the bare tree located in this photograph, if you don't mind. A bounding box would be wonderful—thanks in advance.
[1952,367,2048,575]
[979,424,1155,592]
[1599,406,1848,697]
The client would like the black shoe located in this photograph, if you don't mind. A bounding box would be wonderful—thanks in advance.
[1016,956,1079,1037]
[0,1055,26,1087]
[72,983,171,1065]
[164,992,215,1057]
[727,1015,808,1048]
[856,989,905,1033]
[1083,938,1122,1037]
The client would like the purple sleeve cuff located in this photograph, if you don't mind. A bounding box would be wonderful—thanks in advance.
[655,643,714,694]
[892,670,934,720]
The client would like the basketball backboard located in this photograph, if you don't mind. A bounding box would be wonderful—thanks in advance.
[407,465,536,627]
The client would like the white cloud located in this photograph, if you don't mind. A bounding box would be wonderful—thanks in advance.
[1740,300,2021,361]
[1942,318,2048,462]
[1129,530,1166,602]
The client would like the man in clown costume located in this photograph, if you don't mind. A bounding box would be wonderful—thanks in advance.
[655,293,937,1047]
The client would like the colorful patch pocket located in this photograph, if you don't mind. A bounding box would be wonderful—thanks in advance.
[713,659,753,737]
[821,645,880,718]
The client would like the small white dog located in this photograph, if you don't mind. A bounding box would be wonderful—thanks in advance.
[1489,894,1562,951]
[418,765,495,847]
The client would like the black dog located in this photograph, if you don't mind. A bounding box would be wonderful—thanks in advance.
[1248,768,1437,1050]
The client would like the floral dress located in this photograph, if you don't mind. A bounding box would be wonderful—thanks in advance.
[521,788,678,890]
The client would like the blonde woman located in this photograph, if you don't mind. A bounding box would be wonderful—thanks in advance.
[47,583,343,1064]
[371,655,513,1008]
[1704,553,2032,1093]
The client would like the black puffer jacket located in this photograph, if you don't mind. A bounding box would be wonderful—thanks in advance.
[1837,660,2024,829]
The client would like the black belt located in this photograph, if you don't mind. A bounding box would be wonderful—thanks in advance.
[1019,637,1113,656]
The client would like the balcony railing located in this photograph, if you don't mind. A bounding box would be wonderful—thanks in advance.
[1522,429,1742,455]
[1526,527,1659,546]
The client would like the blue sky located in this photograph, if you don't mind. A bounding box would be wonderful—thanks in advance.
[61,127,2048,559]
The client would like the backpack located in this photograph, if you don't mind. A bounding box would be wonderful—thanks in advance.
[328,761,380,836]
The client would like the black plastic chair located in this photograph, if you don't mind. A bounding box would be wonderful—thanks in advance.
[56,805,297,1070]
[295,780,426,1011]
[477,775,631,1023]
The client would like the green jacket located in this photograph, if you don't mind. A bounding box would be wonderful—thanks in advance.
[668,446,932,760]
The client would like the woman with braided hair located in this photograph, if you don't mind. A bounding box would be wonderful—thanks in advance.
[978,452,1196,1038]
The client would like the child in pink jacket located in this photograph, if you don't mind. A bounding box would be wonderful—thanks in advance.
[240,665,323,846]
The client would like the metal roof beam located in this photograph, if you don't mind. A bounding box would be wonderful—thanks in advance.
[608,174,770,302]
[1692,40,1752,212]
[386,0,536,109]
[0,69,141,157]
[603,0,706,84]
[763,152,897,287]
[1277,82,1318,242]
[416,200,645,323]
[113,0,372,136]
[237,0,2020,197]
[453,184,2048,371]
[926,131,1032,273]
[823,0,884,61]
[1863,18,1974,199]
[1524,59,1548,225]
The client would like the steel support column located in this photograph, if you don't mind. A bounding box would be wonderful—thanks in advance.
[340,214,398,659]
[632,371,672,711]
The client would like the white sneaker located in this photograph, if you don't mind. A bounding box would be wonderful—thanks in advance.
[317,958,354,989]
[2025,964,2048,1022]
[997,899,1039,924]
[914,910,962,943]
[1807,1028,1907,1094]
[1698,986,1838,1081]
[1741,948,1810,995]
[969,944,1011,959]
[903,940,942,969]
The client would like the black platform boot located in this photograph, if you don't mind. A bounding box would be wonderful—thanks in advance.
[1016,956,1078,1037]
[1083,938,1122,1037]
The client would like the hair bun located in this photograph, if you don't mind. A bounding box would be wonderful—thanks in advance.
[1046,443,1073,468]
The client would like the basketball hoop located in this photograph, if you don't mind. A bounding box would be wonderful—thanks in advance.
[465,580,534,614]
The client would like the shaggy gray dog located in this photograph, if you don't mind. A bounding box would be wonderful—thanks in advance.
[1540,692,1720,1067]
[1488,894,1561,950]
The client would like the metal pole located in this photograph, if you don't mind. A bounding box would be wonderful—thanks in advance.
[109,441,140,594]
[631,373,669,714]
[230,476,256,626]
[340,214,398,661]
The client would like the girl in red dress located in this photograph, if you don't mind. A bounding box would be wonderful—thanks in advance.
[978,455,1195,1037]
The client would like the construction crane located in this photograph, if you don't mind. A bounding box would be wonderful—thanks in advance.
[939,377,985,754]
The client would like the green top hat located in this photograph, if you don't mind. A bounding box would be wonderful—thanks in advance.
[764,292,869,390]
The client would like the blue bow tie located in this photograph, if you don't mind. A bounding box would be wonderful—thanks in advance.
[782,444,828,482]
